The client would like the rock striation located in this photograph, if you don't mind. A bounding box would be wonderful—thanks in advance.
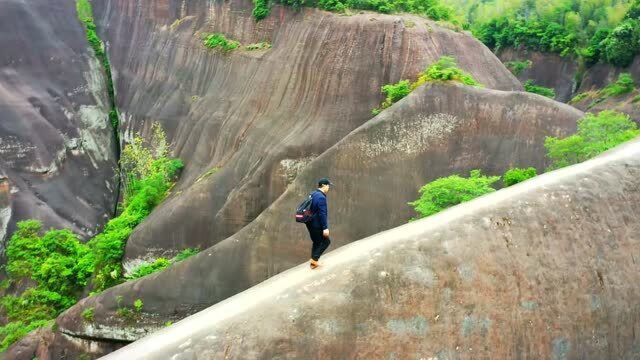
[56,82,583,348]
[89,0,523,265]
[0,0,118,249]
[104,138,640,359]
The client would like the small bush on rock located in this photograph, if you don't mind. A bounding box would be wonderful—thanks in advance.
[503,167,537,186]
[408,170,500,220]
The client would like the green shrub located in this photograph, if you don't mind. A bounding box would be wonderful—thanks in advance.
[252,0,270,20]
[0,320,52,352]
[174,248,200,262]
[82,307,95,322]
[505,60,532,76]
[413,56,480,87]
[90,125,183,291]
[601,73,636,97]
[202,33,240,52]
[124,249,199,280]
[5,222,93,298]
[1,220,93,350]
[503,167,537,187]
[633,95,640,103]
[126,258,171,280]
[545,110,640,170]
[134,299,143,312]
[372,57,479,114]
[372,80,411,114]
[408,170,500,220]
[569,92,590,104]
[524,80,556,99]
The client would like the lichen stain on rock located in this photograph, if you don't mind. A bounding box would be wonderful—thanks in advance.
[0,206,11,250]
[386,316,428,336]
[84,55,107,109]
[358,113,460,158]
[278,156,316,185]
[78,105,112,168]
[461,315,491,337]
[552,337,571,360]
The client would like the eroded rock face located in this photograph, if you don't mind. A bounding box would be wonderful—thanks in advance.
[5,326,125,360]
[90,0,522,263]
[56,83,582,344]
[572,56,640,125]
[498,48,578,102]
[103,138,640,360]
[0,0,118,249]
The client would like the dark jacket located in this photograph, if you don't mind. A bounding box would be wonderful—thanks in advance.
[309,189,328,230]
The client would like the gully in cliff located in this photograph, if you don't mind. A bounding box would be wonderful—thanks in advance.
[295,178,333,269]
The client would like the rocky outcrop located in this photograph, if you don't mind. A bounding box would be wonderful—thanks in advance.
[498,49,640,124]
[571,56,640,125]
[56,82,582,347]
[0,0,118,249]
[103,138,640,359]
[498,48,578,102]
[90,0,522,264]
[6,326,125,360]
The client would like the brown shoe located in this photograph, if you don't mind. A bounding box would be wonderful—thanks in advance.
[310,259,319,269]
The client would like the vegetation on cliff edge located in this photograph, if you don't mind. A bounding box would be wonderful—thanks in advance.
[0,124,183,351]
[373,56,480,115]
[410,110,639,220]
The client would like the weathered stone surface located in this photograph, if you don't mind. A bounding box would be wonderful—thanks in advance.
[90,0,522,264]
[104,138,640,360]
[57,82,582,342]
[498,48,578,102]
[0,0,118,249]
[5,326,125,360]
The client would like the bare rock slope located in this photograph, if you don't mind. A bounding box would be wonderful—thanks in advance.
[0,0,118,249]
[106,137,640,359]
[56,82,583,347]
[91,0,522,264]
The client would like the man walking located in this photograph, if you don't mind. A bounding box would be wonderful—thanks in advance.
[306,178,332,269]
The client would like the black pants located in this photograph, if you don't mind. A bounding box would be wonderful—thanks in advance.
[306,224,331,261]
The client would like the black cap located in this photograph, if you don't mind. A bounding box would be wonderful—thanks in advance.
[318,177,333,187]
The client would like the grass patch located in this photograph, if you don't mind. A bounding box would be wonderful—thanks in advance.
[569,92,592,104]
[125,248,200,280]
[195,167,220,183]
[202,33,240,52]
[601,73,636,97]
[245,42,272,50]
[523,80,556,99]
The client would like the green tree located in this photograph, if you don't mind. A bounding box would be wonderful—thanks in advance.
[545,110,640,170]
[408,170,500,220]
[601,19,640,67]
